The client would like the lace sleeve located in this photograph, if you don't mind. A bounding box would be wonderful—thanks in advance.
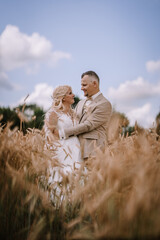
[44,109,58,144]
[45,109,58,131]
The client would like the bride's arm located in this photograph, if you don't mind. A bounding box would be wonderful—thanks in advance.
[44,111,59,139]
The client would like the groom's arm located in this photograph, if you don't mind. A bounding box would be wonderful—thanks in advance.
[61,101,112,139]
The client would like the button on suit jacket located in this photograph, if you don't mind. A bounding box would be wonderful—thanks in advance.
[64,93,112,159]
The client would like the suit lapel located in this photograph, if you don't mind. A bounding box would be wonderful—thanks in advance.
[77,99,86,123]
[86,93,103,113]
[79,99,86,114]
[79,94,104,123]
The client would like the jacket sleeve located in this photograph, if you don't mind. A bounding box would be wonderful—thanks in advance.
[64,101,112,138]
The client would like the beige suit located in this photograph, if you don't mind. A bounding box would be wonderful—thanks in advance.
[64,93,112,158]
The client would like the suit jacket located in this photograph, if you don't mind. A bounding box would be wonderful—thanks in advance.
[64,93,112,158]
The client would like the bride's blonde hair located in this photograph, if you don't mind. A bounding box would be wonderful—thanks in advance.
[51,85,72,111]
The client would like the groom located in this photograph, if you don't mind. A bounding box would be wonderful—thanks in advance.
[60,71,112,160]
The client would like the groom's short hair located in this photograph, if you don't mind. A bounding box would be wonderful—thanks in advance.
[81,71,100,83]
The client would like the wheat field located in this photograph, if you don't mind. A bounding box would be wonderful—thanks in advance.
[0,114,160,240]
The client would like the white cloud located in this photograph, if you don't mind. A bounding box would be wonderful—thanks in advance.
[106,77,160,128]
[18,83,53,110]
[50,51,73,65]
[146,60,160,73]
[127,103,155,128]
[107,77,160,105]
[0,25,71,73]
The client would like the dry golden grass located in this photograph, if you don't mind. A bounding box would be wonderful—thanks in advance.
[0,117,160,240]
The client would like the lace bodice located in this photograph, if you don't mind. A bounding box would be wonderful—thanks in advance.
[45,108,75,132]
[57,112,75,131]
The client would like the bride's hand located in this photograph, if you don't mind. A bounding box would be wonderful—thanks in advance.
[47,129,59,143]
[52,128,59,138]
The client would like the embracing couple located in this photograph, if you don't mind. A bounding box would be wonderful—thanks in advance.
[44,71,112,175]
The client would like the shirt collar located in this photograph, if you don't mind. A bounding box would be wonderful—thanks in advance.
[91,91,101,100]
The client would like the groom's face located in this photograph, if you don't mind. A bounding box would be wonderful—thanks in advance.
[81,75,95,97]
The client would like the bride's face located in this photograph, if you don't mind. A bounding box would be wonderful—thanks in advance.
[63,88,75,105]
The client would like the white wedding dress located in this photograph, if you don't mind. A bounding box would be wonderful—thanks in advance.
[44,109,82,183]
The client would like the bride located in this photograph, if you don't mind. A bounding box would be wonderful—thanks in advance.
[44,85,82,183]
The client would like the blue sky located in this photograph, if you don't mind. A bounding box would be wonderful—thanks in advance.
[0,0,160,128]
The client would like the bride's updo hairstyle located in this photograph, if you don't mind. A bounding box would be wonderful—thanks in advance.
[51,85,71,110]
